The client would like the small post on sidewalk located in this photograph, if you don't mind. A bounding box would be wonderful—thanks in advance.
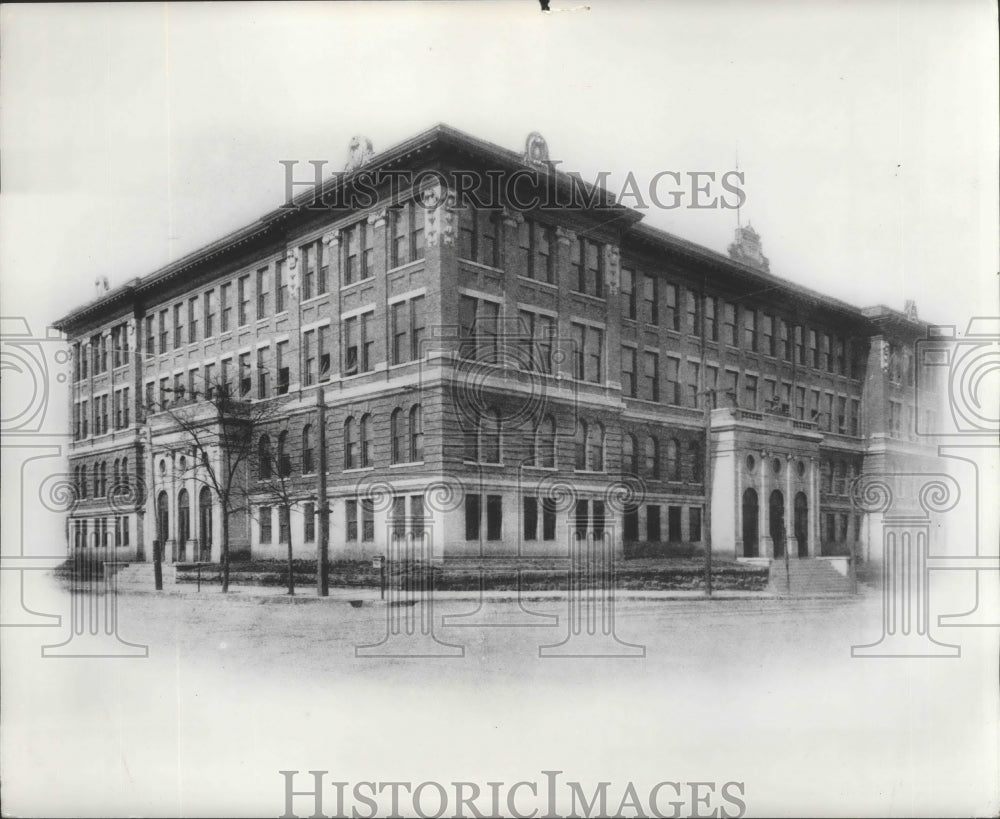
[784,524,791,595]
[375,554,386,600]
[849,539,858,595]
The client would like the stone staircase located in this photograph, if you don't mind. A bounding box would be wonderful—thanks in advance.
[768,558,855,597]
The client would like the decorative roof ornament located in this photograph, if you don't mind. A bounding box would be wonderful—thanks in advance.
[904,299,919,321]
[523,131,551,169]
[345,135,374,173]
[727,224,770,273]
[94,275,110,298]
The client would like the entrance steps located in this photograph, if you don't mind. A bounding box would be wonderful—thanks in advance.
[768,558,855,597]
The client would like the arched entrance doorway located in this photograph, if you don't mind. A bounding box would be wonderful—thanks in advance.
[156,491,169,563]
[198,487,213,562]
[794,492,808,558]
[178,488,190,562]
[769,489,785,558]
[742,488,759,557]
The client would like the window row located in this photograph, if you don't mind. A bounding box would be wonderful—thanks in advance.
[71,516,130,549]
[72,457,130,500]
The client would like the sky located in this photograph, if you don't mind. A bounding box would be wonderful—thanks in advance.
[1,0,997,339]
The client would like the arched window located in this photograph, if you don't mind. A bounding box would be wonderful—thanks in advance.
[645,436,660,479]
[409,404,423,462]
[121,457,128,488]
[344,417,356,469]
[481,410,501,464]
[359,414,371,467]
[112,459,119,487]
[689,439,703,483]
[177,488,190,545]
[666,438,680,481]
[390,408,404,464]
[623,433,638,475]
[575,420,588,470]
[302,425,315,473]
[588,422,605,471]
[92,463,100,497]
[535,414,556,468]
[277,430,291,476]
[258,434,272,479]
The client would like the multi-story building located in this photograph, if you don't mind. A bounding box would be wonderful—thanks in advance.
[53,125,941,568]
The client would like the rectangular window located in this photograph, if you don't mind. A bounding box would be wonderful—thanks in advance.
[570,322,603,383]
[664,282,678,330]
[485,495,502,541]
[575,500,589,538]
[299,241,317,300]
[173,304,183,350]
[362,499,374,542]
[704,296,717,341]
[647,505,661,542]
[686,289,701,338]
[744,308,757,351]
[744,374,758,410]
[259,507,272,543]
[238,352,251,397]
[391,301,408,365]
[391,496,406,537]
[761,313,774,356]
[723,302,737,346]
[794,325,805,365]
[187,296,199,343]
[834,337,846,376]
[464,494,481,541]
[523,496,538,541]
[256,267,270,319]
[837,395,847,434]
[459,209,501,267]
[667,506,682,542]
[819,333,830,372]
[158,310,168,354]
[276,341,290,395]
[622,347,637,398]
[795,386,806,420]
[303,502,316,543]
[687,361,700,408]
[346,500,358,541]
[542,498,556,541]
[257,348,270,398]
[689,507,702,542]
[780,319,791,361]
[204,289,216,338]
[808,329,818,368]
[303,330,315,386]
[221,358,233,399]
[621,267,636,320]
[644,275,660,325]
[624,505,639,542]
[276,260,287,313]
[220,283,233,332]
[643,351,660,402]
[390,201,425,268]
[411,495,425,538]
[518,310,554,375]
[318,325,330,380]
[343,310,375,375]
[666,357,680,405]
[850,398,860,436]
[238,274,250,325]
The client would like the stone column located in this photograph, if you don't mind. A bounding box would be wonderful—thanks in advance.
[758,450,772,557]
[810,455,821,556]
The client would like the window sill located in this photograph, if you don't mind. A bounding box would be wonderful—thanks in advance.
[389,461,425,469]
[522,465,557,471]
[343,467,375,474]
[299,293,331,306]
[459,259,503,274]
[340,276,375,292]
[570,290,607,305]
[516,275,557,289]
[387,259,424,275]
[463,460,504,467]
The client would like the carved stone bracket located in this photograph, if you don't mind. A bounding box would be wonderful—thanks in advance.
[555,226,574,247]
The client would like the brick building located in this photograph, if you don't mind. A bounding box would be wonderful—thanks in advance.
[53,125,941,568]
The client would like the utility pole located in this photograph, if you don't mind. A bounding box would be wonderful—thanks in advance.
[316,389,329,597]
[701,278,713,597]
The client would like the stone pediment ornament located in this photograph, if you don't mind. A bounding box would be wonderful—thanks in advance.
[524,132,551,169]
[727,224,770,273]
[345,135,375,173]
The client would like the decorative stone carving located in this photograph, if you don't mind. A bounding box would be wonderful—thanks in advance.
[502,208,524,229]
[555,226,574,246]
[605,246,620,295]
[727,224,770,273]
[367,208,387,229]
[523,132,551,168]
[285,251,300,296]
[322,231,339,251]
[904,299,919,321]
[344,135,374,173]
[94,275,110,298]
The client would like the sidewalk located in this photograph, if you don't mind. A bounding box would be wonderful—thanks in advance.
[106,565,838,604]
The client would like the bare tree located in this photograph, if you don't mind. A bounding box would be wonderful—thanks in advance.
[245,428,310,595]
[146,372,278,592]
